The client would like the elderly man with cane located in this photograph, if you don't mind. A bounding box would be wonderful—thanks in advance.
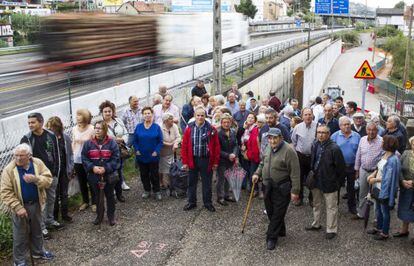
[1,143,55,266]
[252,128,300,250]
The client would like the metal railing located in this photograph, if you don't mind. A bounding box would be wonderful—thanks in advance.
[0,29,342,173]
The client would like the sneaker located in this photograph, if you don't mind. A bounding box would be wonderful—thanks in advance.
[142,191,150,199]
[14,262,28,266]
[62,216,73,223]
[91,204,97,213]
[33,250,54,260]
[155,192,162,201]
[42,229,51,240]
[121,181,130,191]
[79,203,89,211]
[325,233,337,240]
[305,225,322,231]
[48,221,64,231]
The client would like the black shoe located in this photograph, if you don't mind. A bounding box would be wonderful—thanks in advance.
[92,218,100,225]
[183,203,197,211]
[224,197,236,202]
[393,231,409,238]
[373,233,389,240]
[349,209,357,215]
[109,219,116,226]
[305,225,322,231]
[326,233,337,240]
[366,228,380,235]
[342,193,348,199]
[217,199,228,206]
[62,216,73,223]
[278,231,286,237]
[117,195,126,203]
[205,205,216,212]
[266,239,276,250]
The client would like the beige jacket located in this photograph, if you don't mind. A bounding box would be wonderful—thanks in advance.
[0,158,52,213]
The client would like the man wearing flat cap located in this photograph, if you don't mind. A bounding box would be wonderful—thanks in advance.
[253,128,300,250]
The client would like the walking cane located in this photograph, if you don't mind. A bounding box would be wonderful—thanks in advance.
[241,181,256,234]
[97,175,106,229]
[24,217,35,266]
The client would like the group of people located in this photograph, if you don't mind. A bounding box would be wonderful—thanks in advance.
[1,80,414,265]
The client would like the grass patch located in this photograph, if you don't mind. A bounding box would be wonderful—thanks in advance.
[0,212,13,259]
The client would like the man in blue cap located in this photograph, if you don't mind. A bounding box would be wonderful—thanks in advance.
[253,128,300,250]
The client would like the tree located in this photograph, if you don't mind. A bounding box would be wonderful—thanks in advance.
[394,1,405,9]
[234,0,258,20]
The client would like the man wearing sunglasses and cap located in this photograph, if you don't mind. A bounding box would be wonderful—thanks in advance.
[252,128,300,250]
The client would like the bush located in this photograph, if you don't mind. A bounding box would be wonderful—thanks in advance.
[383,35,414,81]
[376,25,402,38]
[334,31,360,46]
[0,213,13,258]
[355,22,365,31]
[11,13,41,46]
[0,39,8,48]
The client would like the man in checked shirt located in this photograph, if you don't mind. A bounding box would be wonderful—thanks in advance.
[354,122,384,219]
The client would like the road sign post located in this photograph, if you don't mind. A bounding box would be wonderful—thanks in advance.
[354,60,376,113]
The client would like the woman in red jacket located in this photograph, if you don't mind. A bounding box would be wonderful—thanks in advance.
[241,113,260,196]
[181,106,220,212]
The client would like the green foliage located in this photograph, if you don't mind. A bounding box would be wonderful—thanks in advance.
[333,31,360,45]
[355,21,366,31]
[0,39,8,48]
[303,12,314,23]
[234,0,258,19]
[11,13,41,46]
[394,1,405,9]
[0,213,13,258]
[383,35,414,81]
[287,8,294,17]
[376,25,402,38]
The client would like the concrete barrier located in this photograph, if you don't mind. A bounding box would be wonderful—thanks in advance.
[238,38,334,104]
[302,39,342,106]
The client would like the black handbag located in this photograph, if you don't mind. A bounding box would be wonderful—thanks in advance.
[371,186,381,201]
[305,170,317,190]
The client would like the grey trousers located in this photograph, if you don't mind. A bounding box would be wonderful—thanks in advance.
[357,168,373,217]
[41,177,58,230]
[13,202,45,264]
[216,165,230,200]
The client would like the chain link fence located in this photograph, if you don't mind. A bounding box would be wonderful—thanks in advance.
[0,30,338,174]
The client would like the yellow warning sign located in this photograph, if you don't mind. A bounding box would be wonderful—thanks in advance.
[405,80,413,90]
[354,60,376,79]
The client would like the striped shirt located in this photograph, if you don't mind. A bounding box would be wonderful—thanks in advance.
[121,107,142,134]
[192,122,209,157]
[354,135,383,171]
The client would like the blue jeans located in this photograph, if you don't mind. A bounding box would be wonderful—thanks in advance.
[376,201,391,235]
[187,157,212,206]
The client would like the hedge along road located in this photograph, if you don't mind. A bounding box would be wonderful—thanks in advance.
[4,175,413,266]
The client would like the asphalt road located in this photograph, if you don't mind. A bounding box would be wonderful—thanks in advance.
[7,178,413,265]
[0,30,333,118]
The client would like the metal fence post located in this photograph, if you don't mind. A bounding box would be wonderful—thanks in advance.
[239,58,242,74]
[147,57,151,105]
[251,52,254,68]
[67,72,73,126]
[223,62,226,79]
[192,49,195,80]
[241,59,244,80]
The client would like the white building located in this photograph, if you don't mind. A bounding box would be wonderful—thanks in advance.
[376,8,405,31]
[253,0,264,21]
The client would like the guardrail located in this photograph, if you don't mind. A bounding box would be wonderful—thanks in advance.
[0,45,40,52]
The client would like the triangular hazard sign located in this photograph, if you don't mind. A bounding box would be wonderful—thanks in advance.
[354,60,376,79]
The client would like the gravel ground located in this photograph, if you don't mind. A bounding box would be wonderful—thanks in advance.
[6,175,413,266]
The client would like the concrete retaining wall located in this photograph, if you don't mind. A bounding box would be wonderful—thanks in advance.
[238,38,335,104]
[302,40,342,106]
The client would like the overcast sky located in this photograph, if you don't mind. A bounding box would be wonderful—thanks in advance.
[352,0,414,8]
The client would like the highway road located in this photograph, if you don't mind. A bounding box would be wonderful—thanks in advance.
[0,30,333,118]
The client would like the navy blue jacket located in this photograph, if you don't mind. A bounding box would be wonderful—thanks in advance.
[81,136,120,184]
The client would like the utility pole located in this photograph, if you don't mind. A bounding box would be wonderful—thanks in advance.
[213,0,222,95]
[331,0,334,37]
[372,27,376,63]
[401,4,413,116]
[364,0,367,30]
